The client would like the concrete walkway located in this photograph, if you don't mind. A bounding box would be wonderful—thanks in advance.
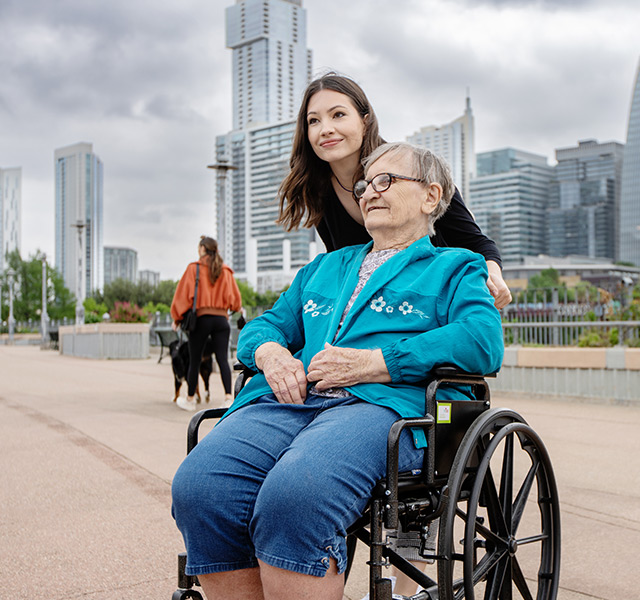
[0,345,638,599]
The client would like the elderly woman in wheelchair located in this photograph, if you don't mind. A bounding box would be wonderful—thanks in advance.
[171,142,557,600]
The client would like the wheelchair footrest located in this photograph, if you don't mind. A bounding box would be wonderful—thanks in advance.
[177,552,200,589]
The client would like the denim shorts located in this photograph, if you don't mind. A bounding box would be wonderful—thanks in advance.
[171,393,424,577]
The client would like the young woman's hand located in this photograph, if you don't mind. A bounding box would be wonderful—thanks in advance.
[486,260,512,309]
[307,343,391,390]
[255,342,308,404]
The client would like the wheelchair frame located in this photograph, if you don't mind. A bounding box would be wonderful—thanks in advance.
[173,366,561,600]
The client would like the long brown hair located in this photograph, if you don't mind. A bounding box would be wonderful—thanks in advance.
[277,72,384,231]
[199,236,223,284]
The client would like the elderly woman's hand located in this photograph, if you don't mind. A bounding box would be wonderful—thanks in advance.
[255,342,308,404]
[307,343,391,390]
[486,260,512,310]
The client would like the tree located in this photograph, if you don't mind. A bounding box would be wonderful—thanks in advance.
[93,278,177,312]
[1,249,76,322]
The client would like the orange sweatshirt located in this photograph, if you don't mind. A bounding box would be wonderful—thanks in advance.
[171,260,243,322]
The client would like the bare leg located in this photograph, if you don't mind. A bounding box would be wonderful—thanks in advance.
[392,563,426,596]
[259,558,344,600]
[198,568,264,600]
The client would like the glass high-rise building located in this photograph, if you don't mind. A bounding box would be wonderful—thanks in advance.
[620,57,640,265]
[226,0,313,130]
[216,121,314,292]
[548,140,623,261]
[406,95,475,201]
[104,246,138,286]
[54,142,104,299]
[0,166,21,272]
[469,148,552,264]
[215,0,315,292]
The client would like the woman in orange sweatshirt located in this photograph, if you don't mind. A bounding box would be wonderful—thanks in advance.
[171,236,243,411]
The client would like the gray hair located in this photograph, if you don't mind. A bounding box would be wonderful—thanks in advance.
[362,142,455,236]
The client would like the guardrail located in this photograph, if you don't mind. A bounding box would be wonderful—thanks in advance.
[502,320,640,346]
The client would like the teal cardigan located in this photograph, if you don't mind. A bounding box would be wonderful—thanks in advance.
[232,236,504,423]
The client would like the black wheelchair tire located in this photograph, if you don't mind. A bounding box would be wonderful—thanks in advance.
[437,408,561,600]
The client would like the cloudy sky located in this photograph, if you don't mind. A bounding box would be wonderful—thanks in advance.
[1,0,639,281]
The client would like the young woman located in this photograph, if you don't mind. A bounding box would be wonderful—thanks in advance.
[278,72,512,309]
[171,236,242,411]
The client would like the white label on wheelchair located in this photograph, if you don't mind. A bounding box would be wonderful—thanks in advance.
[436,402,452,424]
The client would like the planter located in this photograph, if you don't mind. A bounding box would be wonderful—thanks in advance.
[59,322,150,359]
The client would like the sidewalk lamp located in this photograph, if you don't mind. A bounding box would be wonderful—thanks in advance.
[207,159,237,257]
[7,268,16,344]
[70,221,86,326]
[41,254,49,345]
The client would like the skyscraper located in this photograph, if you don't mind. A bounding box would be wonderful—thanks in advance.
[54,142,104,300]
[226,0,313,129]
[620,57,640,265]
[469,148,551,264]
[406,95,475,201]
[104,246,138,285]
[0,166,21,271]
[215,0,315,292]
[548,140,623,261]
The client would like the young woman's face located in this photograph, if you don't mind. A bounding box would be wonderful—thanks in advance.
[306,89,367,167]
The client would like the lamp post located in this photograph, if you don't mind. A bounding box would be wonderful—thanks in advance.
[41,254,49,345]
[7,268,15,344]
[207,159,237,260]
[70,220,86,326]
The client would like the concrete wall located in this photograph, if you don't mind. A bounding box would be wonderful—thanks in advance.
[494,347,640,404]
[59,323,150,359]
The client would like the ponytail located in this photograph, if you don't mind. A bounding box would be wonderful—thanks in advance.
[199,236,223,284]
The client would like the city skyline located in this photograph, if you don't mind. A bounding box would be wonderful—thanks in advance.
[1,0,639,280]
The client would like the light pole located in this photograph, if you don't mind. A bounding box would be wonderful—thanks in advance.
[7,268,15,344]
[70,221,86,326]
[207,159,237,258]
[41,254,49,345]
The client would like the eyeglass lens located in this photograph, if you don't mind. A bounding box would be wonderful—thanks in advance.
[354,173,393,199]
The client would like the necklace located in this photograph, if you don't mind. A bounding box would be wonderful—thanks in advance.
[333,174,353,193]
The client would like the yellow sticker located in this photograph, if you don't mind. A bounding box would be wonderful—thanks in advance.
[437,402,452,424]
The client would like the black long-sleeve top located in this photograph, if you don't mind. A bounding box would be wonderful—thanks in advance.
[315,186,502,267]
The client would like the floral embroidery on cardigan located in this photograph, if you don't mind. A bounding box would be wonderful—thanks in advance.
[370,296,429,319]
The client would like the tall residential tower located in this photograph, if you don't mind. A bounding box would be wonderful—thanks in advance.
[548,140,623,261]
[54,142,104,300]
[215,0,315,292]
[469,148,552,264]
[406,95,475,201]
[620,57,640,265]
[0,167,21,271]
[226,0,313,129]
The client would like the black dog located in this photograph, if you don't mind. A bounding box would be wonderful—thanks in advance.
[169,338,214,404]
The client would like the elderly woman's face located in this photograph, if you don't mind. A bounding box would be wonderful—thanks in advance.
[359,152,435,242]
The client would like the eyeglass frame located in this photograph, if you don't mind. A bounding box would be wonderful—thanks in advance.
[353,172,427,201]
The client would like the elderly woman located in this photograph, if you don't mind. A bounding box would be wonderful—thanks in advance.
[171,142,504,600]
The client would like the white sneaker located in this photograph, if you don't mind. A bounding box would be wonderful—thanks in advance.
[224,393,233,405]
[176,397,197,412]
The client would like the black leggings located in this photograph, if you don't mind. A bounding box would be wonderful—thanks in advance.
[187,315,232,396]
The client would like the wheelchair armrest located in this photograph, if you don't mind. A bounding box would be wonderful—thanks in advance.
[233,361,257,398]
[187,408,227,454]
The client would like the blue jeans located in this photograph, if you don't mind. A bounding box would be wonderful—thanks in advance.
[171,393,424,577]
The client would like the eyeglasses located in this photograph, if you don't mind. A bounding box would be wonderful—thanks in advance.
[353,173,426,201]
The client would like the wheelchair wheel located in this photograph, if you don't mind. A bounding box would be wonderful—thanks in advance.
[437,408,561,600]
[171,590,203,600]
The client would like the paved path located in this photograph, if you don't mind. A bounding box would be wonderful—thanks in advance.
[0,345,638,599]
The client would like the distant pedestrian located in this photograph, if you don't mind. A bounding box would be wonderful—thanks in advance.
[171,236,242,411]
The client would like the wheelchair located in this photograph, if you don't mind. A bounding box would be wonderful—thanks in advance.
[172,365,561,600]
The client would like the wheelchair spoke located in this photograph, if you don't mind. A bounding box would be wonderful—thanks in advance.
[483,465,509,538]
[483,555,510,600]
[472,546,508,587]
[516,532,549,546]
[499,433,514,532]
[512,556,535,600]
[511,459,539,535]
